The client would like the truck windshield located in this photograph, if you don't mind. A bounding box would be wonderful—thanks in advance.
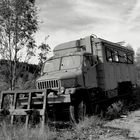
[43,58,60,73]
[43,55,81,73]
[61,55,81,70]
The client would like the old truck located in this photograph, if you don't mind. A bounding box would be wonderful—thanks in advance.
[0,35,137,125]
[36,35,137,122]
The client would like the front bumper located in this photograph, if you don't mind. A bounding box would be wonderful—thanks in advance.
[48,93,71,104]
[47,87,77,104]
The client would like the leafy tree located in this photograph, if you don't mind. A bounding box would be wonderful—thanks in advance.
[38,36,51,67]
[126,44,133,50]
[0,0,38,89]
[136,48,140,65]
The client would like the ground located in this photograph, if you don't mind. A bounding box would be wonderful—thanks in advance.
[102,109,140,140]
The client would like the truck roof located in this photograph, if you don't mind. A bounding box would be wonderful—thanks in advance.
[53,35,134,57]
[98,38,134,53]
[48,51,90,60]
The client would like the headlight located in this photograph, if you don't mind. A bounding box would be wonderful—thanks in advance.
[60,87,65,94]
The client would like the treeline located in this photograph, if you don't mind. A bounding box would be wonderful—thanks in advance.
[0,59,41,92]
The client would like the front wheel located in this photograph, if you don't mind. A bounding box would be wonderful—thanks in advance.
[69,100,86,123]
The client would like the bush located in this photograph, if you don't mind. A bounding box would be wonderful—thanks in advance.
[106,100,124,119]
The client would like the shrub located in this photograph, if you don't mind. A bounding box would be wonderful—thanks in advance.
[106,100,124,119]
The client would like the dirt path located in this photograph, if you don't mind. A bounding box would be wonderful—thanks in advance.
[103,110,140,140]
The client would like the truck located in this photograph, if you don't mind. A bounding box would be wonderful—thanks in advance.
[0,34,137,125]
[36,35,137,122]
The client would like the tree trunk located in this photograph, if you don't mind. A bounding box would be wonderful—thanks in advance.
[12,12,18,90]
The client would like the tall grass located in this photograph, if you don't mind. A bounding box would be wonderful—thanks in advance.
[0,116,105,140]
[0,122,57,140]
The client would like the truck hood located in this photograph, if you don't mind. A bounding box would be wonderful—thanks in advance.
[37,69,81,82]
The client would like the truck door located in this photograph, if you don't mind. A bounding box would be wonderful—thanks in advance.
[83,55,97,88]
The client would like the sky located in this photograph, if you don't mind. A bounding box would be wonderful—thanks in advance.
[35,0,140,54]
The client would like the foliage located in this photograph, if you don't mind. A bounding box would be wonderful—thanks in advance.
[135,48,140,85]
[0,0,38,61]
[38,36,51,67]
[0,0,38,89]
[0,123,57,140]
[0,116,128,140]
[126,44,133,50]
[38,43,51,65]
[0,116,105,140]
[136,48,140,66]
[0,60,40,91]
[106,101,124,120]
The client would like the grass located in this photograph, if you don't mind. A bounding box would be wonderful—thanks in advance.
[0,116,106,140]
[0,116,129,140]
[0,112,133,140]
[0,122,57,140]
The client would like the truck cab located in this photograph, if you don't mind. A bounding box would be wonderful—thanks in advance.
[36,51,97,104]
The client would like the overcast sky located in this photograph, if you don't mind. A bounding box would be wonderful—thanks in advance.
[35,0,140,52]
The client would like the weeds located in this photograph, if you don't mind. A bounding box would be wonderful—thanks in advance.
[106,100,124,120]
[0,116,105,140]
[0,122,57,140]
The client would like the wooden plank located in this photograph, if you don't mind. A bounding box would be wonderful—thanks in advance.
[32,96,44,99]
[20,102,43,106]
[18,97,28,100]
[0,93,4,109]
[41,90,47,129]
[10,109,27,115]
[25,92,31,128]
[1,89,47,128]
[11,93,17,124]
[8,109,44,116]
[18,96,43,102]
[2,89,46,95]
[20,102,28,106]
[32,102,43,105]
[20,101,43,105]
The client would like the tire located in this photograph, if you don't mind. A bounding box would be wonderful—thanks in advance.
[69,100,86,123]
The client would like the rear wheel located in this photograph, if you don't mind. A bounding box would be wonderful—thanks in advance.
[69,100,86,123]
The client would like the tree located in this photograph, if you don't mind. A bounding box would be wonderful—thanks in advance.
[126,44,133,50]
[0,0,38,89]
[136,48,140,66]
[38,36,51,67]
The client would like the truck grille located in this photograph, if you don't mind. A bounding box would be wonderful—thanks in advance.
[38,80,60,89]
